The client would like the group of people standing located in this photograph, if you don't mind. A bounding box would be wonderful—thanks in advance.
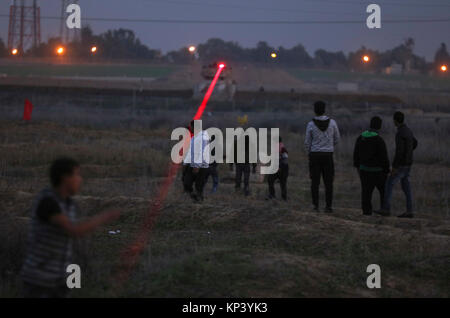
[182,100,418,218]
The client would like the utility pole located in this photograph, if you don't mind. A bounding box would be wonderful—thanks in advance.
[8,0,41,53]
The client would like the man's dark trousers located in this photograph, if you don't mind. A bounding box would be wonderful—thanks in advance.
[309,152,334,208]
[235,163,250,190]
[359,170,387,215]
[268,164,289,200]
[183,166,208,197]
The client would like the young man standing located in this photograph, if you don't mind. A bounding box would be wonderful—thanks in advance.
[304,101,340,212]
[267,137,289,200]
[21,157,120,298]
[377,112,418,218]
[183,120,210,202]
[353,116,390,215]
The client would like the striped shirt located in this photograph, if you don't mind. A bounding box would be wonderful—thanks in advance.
[21,188,77,288]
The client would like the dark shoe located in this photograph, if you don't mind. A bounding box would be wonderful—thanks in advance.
[397,212,414,218]
[374,209,391,216]
[325,207,333,213]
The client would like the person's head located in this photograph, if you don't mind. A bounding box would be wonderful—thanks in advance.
[393,111,404,127]
[314,101,326,116]
[50,157,82,196]
[370,116,382,131]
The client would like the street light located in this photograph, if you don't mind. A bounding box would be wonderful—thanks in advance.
[270,52,277,59]
[56,46,65,55]
[91,46,97,54]
[188,45,196,53]
[11,48,18,55]
[441,65,448,72]
[362,55,370,63]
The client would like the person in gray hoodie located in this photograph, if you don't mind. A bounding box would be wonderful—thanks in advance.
[304,101,340,212]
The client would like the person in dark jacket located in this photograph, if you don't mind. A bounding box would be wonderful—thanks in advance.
[376,112,418,218]
[304,101,340,212]
[353,116,390,215]
[233,133,257,196]
[267,137,289,200]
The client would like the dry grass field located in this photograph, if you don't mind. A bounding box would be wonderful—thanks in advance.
[0,100,449,297]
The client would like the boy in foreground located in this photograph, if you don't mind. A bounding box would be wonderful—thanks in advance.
[21,157,120,298]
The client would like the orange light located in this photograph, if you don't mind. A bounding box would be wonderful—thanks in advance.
[271,52,277,59]
[188,45,196,53]
[56,46,65,55]
[11,48,18,55]
[441,65,448,72]
[91,46,97,53]
[363,55,370,63]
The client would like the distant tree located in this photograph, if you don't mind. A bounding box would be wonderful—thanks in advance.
[314,49,347,70]
[277,44,313,67]
[434,43,449,65]
[0,38,7,57]
[166,47,194,64]
[197,38,246,62]
[99,28,160,60]
[348,46,380,72]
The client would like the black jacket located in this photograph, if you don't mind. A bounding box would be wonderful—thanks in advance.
[393,124,418,168]
[353,130,390,173]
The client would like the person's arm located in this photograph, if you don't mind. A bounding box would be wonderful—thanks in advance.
[333,120,341,146]
[49,209,120,238]
[304,122,312,153]
[379,138,390,174]
[392,132,404,169]
[353,136,360,169]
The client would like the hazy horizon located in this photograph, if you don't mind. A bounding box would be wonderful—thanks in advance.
[1,0,449,61]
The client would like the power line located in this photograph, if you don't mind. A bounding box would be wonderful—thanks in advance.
[303,0,450,8]
[0,14,449,24]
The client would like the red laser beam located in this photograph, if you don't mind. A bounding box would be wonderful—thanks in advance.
[114,64,225,289]
[193,63,225,120]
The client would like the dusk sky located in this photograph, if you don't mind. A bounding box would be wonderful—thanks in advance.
[1,0,449,60]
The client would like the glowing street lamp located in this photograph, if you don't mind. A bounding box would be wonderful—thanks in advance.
[362,55,370,63]
[270,52,277,59]
[56,46,65,55]
[11,48,18,55]
[441,65,448,72]
[188,45,196,53]
[91,46,97,54]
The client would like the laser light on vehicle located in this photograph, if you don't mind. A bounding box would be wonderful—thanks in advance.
[218,63,225,69]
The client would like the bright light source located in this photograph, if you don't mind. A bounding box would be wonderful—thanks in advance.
[271,52,277,59]
[56,46,65,55]
[363,55,370,63]
[91,46,97,53]
[441,65,447,72]
[218,63,225,69]
[11,48,18,55]
[188,45,196,53]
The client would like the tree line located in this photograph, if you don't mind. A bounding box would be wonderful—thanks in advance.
[1,26,448,74]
